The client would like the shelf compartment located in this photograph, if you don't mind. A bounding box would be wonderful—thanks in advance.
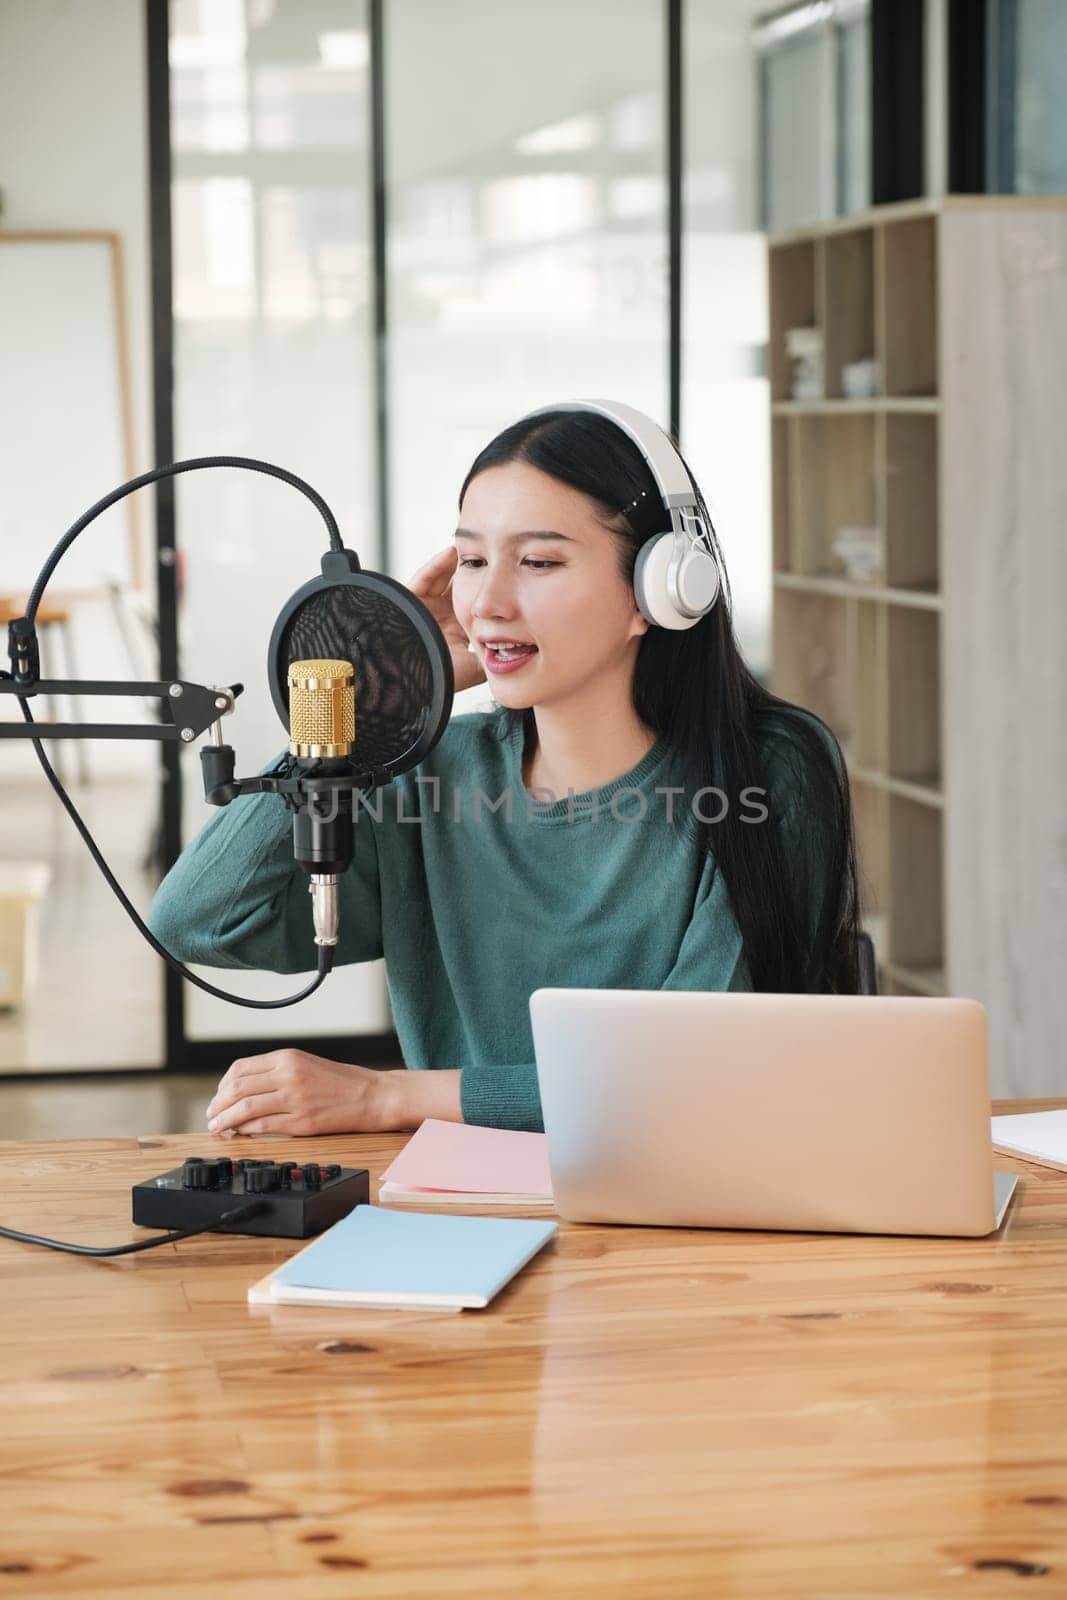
[845,597,886,772]
[889,798,943,971]
[771,588,850,742]
[885,413,939,590]
[789,412,878,578]
[822,228,876,399]
[883,962,947,999]
[771,416,792,571]
[769,241,817,401]
[887,606,941,786]
[880,215,938,397]
[852,779,889,933]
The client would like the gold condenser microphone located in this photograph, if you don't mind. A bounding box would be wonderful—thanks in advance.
[287,660,356,949]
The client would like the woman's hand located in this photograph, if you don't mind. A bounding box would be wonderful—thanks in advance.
[205,1050,402,1137]
[407,546,485,694]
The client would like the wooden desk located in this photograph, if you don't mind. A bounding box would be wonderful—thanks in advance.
[2,1103,1066,1598]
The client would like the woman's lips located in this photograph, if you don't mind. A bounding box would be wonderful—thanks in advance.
[482,644,539,676]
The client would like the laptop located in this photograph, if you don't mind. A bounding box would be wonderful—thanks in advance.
[529,989,1018,1238]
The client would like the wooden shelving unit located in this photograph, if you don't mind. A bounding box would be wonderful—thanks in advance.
[767,198,1067,1084]
[769,201,944,997]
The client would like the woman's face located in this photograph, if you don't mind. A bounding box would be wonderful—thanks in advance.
[452,461,649,711]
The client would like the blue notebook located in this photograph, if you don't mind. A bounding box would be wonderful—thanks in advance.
[248,1204,558,1312]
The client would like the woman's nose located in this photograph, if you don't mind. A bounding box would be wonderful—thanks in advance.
[471,564,517,619]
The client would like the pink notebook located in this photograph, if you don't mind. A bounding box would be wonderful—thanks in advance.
[378,1119,554,1207]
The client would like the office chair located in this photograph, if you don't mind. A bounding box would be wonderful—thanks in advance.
[857,931,878,996]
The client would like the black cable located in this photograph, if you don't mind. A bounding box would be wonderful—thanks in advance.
[19,694,334,1007]
[0,1201,267,1256]
[26,455,343,621]
[16,454,342,1008]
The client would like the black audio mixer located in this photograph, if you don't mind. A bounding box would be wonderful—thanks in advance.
[132,1156,370,1239]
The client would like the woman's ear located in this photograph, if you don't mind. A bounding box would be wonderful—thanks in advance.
[628,602,650,641]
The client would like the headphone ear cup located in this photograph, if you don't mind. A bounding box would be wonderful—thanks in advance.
[676,546,720,615]
[633,534,682,628]
[634,533,717,631]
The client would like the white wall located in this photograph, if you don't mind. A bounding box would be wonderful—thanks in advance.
[0,0,151,465]
[0,0,153,781]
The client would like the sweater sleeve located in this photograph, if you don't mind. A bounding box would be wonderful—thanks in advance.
[148,783,383,974]
[459,1059,543,1132]
[658,847,752,993]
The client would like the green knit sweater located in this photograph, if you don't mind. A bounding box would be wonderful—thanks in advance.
[149,709,824,1131]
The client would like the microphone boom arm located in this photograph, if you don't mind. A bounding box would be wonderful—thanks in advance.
[0,672,242,743]
[0,454,366,1011]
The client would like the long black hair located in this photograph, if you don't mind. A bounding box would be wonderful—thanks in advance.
[459,409,860,995]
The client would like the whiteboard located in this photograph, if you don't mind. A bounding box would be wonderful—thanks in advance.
[0,235,138,595]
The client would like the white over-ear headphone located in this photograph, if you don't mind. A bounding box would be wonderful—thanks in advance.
[520,398,720,631]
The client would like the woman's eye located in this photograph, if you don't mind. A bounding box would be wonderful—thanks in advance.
[455,557,561,571]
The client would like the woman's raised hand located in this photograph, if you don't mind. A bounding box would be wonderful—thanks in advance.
[407,546,486,694]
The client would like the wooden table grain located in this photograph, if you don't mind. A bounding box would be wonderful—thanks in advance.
[2,1101,1066,1598]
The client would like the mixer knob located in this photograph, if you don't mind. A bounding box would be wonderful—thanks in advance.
[242,1163,282,1194]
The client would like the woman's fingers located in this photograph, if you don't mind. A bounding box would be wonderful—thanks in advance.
[208,1088,286,1135]
[207,1068,275,1107]
[223,1116,291,1135]
[207,1067,276,1119]
[408,546,458,597]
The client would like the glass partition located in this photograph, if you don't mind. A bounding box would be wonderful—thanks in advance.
[684,0,771,676]
[384,0,669,723]
[755,0,871,232]
[170,0,384,1042]
[987,0,1067,193]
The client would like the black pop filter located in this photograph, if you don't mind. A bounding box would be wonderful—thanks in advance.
[267,550,453,781]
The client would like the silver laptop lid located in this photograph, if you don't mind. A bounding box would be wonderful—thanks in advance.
[530,989,1010,1238]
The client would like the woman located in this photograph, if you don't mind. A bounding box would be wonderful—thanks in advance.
[149,406,859,1137]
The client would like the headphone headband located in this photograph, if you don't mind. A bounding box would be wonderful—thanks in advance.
[520,398,698,512]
